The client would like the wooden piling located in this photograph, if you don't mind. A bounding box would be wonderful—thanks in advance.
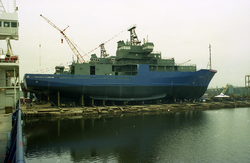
[57,91,60,107]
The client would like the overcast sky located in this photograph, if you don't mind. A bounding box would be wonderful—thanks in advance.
[1,0,250,88]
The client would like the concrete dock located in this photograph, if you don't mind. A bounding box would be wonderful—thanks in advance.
[0,109,12,163]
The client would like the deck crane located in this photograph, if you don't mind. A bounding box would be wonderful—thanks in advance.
[179,59,191,65]
[40,14,85,63]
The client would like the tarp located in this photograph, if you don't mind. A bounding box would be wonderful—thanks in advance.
[215,93,230,98]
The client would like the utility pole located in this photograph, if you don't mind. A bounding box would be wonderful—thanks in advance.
[245,75,250,99]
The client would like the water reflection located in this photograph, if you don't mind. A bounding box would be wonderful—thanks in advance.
[23,108,250,163]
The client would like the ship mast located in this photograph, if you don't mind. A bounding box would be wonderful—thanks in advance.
[99,43,109,58]
[209,44,212,70]
[128,25,141,45]
[0,0,6,12]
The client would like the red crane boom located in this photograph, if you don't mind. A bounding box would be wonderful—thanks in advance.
[40,14,85,63]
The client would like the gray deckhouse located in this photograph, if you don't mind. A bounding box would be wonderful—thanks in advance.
[55,25,196,76]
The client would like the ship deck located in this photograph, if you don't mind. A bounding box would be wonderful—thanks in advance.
[0,109,12,163]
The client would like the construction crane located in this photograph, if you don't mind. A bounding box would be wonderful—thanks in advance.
[40,14,85,63]
[221,84,230,94]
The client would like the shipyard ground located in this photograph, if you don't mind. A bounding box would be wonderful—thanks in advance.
[0,109,12,163]
[21,100,250,117]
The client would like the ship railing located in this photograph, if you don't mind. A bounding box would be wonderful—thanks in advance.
[162,57,175,60]
[4,100,25,163]
[0,55,19,63]
[5,82,20,87]
[175,63,196,66]
[150,51,161,54]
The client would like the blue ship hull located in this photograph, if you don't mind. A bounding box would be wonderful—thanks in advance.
[24,64,216,102]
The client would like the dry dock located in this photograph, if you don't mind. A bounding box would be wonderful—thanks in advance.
[21,101,250,117]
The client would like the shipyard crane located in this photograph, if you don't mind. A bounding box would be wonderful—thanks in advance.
[40,14,85,63]
[221,84,230,94]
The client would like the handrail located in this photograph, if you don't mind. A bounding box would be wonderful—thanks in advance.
[16,106,25,163]
[0,55,19,63]
[4,100,25,163]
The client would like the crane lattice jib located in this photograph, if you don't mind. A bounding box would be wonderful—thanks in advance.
[221,84,230,94]
[61,32,84,62]
[40,14,85,63]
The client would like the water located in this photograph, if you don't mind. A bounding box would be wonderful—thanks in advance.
[23,108,250,163]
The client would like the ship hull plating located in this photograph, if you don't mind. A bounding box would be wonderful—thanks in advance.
[24,65,216,103]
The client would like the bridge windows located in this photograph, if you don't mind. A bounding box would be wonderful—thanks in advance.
[11,22,18,27]
[0,20,19,40]
[4,22,10,27]
[118,46,131,50]
[91,58,100,62]
[0,21,18,28]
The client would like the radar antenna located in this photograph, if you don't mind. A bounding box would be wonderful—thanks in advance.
[128,25,141,45]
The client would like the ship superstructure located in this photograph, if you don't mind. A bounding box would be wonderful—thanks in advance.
[0,0,19,110]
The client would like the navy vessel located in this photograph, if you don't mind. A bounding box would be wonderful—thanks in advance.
[24,24,216,105]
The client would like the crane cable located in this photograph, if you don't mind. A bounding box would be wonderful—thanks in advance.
[36,24,135,73]
[85,24,136,57]
[59,24,134,61]
[138,27,205,47]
